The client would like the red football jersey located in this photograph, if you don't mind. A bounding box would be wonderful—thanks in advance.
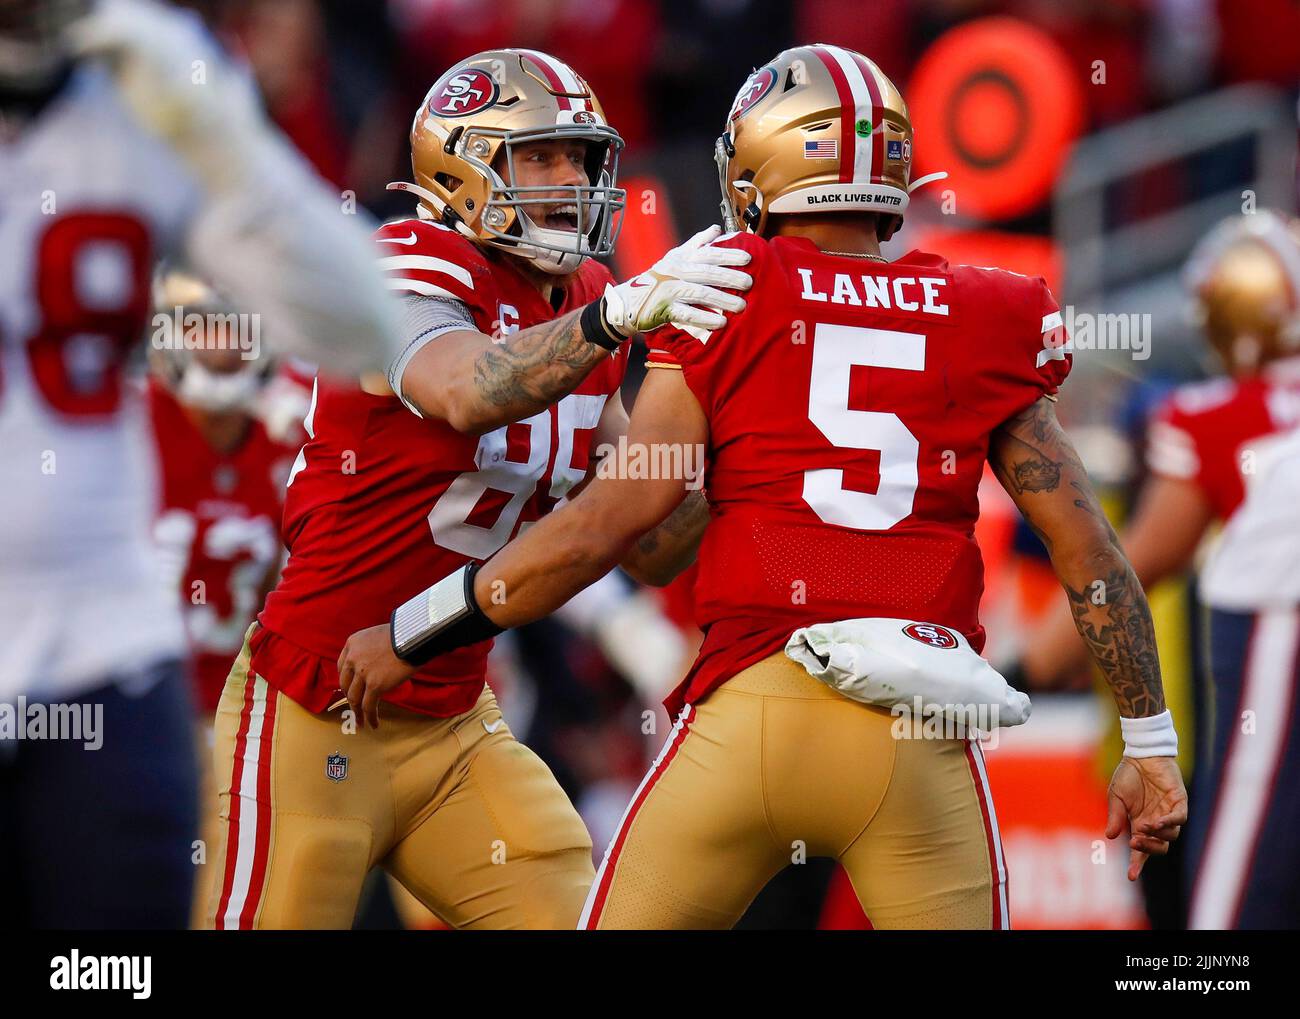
[255,219,625,717]
[647,233,1070,716]
[148,379,296,712]
[1145,356,1300,520]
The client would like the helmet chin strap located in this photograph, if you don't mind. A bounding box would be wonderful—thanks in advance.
[514,209,589,275]
[385,181,479,240]
[730,180,765,233]
[908,171,949,192]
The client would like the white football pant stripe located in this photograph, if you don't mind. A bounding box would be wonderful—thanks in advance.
[221,675,271,929]
[1191,608,1300,929]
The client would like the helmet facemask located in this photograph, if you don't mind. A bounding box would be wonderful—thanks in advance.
[465,124,626,275]
[150,269,274,414]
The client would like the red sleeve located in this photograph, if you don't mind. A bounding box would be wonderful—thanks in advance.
[645,320,724,416]
[1146,395,1203,485]
[1025,277,1072,397]
[970,270,1073,429]
[372,219,496,320]
[1144,379,1248,518]
[644,232,766,416]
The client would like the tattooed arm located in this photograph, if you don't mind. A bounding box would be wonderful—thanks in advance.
[989,396,1165,717]
[582,389,710,586]
[398,309,610,435]
[989,396,1187,878]
[472,366,706,626]
[393,226,753,435]
[622,490,709,586]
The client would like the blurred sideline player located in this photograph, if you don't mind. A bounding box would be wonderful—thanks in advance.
[146,270,296,927]
[0,0,401,927]
[339,45,1188,929]
[1021,212,1300,689]
[1190,423,1300,928]
[205,49,742,929]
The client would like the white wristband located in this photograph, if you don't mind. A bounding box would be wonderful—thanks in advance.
[1120,709,1178,758]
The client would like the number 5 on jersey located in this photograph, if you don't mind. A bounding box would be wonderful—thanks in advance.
[804,323,925,531]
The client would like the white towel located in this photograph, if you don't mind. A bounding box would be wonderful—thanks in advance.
[785,617,1031,729]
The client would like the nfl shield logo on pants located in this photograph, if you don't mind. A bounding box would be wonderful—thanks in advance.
[326,751,349,782]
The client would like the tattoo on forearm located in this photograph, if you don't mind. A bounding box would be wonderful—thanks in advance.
[635,489,709,560]
[473,308,605,410]
[992,397,1163,717]
[1063,562,1165,717]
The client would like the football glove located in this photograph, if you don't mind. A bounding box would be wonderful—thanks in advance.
[601,225,751,341]
[69,0,276,195]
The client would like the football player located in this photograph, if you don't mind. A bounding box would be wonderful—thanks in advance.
[339,44,1188,929]
[146,270,298,927]
[1191,422,1300,929]
[0,0,401,927]
[204,49,746,930]
[1020,211,1300,691]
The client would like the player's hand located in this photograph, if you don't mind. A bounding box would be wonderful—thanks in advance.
[602,225,751,340]
[68,0,267,193]
[337,624,416,729]
[1105,756,1189,881]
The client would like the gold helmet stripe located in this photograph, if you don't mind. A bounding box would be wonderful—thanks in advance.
[516,48,593,112]
[812,44,884,185]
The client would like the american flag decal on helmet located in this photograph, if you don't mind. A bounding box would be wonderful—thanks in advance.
[804,139,839,159]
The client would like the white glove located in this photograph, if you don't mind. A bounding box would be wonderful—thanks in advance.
[71,1,406,376]
[785,617,1032,730]
[601,225,751,341]
[68,0,272,195]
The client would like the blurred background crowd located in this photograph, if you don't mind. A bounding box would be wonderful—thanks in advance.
[132,0,1300,928]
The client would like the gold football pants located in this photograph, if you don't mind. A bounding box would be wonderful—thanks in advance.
[580,652,1008,929]
[204,628,593,929]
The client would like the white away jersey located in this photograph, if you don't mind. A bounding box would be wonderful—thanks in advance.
[1200,425,1300,610]
[0,65,199,701]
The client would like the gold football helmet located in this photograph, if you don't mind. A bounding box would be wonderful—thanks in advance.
[716,44,936,240]
[1184,211,1300,376]
[150,269,274,413]
[391,48,625,275]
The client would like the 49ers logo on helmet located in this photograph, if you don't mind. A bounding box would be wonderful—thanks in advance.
[729,66,777,122]
[430,68,499,118]
[901,622,960,649]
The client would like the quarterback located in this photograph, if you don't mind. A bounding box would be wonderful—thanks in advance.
[340,45,1188,929]
[205,49,746,929]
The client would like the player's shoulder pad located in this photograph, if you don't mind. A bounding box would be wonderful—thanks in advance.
[950,263,1062,341]
[576,255,616,293]
[373,218,493,301]
[949,262,1053,302]
[1163,376,1240,420]
[715,229,773,264]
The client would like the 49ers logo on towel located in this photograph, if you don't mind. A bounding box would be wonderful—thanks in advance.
[430,68,499,117]
[901,622,959,649]
[729,66,777,122]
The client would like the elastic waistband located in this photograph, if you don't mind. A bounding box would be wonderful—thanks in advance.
[718,652,847,699]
